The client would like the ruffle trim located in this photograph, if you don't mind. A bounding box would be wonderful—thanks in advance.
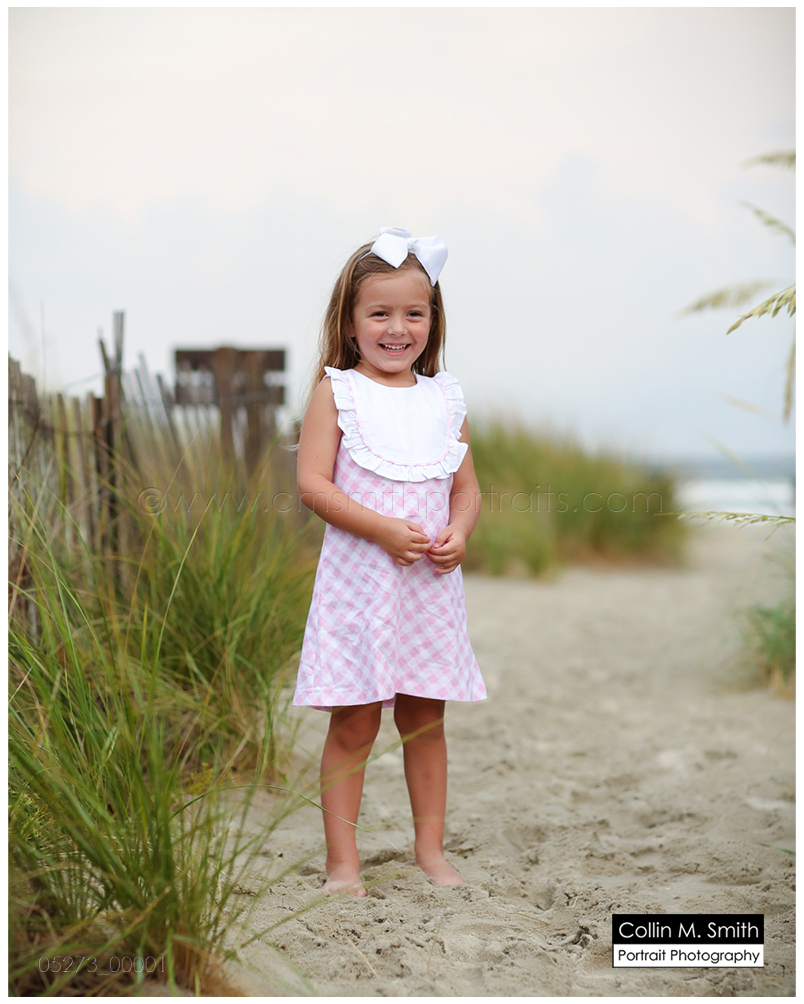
[433,371,468,443]
[324,367,468,483]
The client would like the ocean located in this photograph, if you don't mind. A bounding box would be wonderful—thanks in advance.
[655,455,795,519]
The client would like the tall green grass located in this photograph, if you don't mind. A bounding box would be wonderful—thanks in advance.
[743,544,795,694]
[9,440,317,994]
[120,458,317,774]
[747,595,796,690]
[467,421,685,575]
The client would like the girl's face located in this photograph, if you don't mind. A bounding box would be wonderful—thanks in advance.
[350,270,432,385]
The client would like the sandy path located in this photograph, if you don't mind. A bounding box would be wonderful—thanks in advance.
[231,525,794,997]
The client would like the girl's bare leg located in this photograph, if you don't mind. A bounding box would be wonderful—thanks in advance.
[320,702,382,895]
[394,694,464,886]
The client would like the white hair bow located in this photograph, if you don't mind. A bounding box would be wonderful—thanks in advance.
[368,227,448,286]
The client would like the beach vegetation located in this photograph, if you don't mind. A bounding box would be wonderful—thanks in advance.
[746,591,795,694]
[743,541,795,696]
[467,421,685,576]
[680,148,795,424]
[8,437,317,994]
[679,150,795,687]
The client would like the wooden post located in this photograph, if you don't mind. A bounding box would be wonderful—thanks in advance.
[73,396,93,556]
[110,312,128,576]
[104,373,118,555]
[92,392,110,555]
[38,395,56,497]
[211,346,238,461]
[56,393,73,549]
[172,347,284,472]
[243,350,265,474]
[8,357,21,467]
[8,357,24,629]
[86,392,100,554]
[156,373,181,453]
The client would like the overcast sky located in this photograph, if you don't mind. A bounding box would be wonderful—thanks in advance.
[9,7,795,460]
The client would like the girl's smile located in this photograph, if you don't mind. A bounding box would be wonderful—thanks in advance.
[351,270,432,386]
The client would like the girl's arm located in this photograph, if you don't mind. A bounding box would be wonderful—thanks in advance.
[296,378,432,566]
[428,417,482,575]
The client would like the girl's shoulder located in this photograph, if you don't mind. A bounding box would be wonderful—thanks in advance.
[300,372,340,435]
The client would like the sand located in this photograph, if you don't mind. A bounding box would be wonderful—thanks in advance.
[229,524,795,997]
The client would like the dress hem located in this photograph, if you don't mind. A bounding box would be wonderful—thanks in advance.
[292,688,488,712]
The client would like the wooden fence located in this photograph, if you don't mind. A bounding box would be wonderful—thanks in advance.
[8,313,294,629]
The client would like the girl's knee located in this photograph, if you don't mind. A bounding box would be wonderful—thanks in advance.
[394,696,446,740]
[328,703,382,750]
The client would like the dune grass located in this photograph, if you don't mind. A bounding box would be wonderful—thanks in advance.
[8,442,318,994]
[120,458,317,774]
[743,543,795,693]
[467,420,685,576]
[747,594,796,689]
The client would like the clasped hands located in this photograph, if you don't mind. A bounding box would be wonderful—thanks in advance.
[376,517,466,575]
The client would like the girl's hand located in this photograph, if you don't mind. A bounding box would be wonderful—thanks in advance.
[375,518,431,566]
[427,525,467,575]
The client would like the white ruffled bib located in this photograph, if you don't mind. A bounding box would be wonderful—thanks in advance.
[324,366,468,483]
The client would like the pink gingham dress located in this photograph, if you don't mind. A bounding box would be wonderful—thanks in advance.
[293,366,486,711]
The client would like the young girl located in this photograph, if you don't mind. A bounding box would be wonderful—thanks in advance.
[293,227,486,895]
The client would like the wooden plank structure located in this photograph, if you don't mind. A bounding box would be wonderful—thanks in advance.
[9,316,289,632]
[174,347,285,472]
[9,312,130,605]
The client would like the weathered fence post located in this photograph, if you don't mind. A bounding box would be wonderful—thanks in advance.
[10,322,291,624]
[55,393,73,549]
[243,350,265,474]
[211,346,238,462]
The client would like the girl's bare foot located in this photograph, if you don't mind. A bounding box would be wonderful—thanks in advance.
[323,863,367,896]
[416,852,464,886]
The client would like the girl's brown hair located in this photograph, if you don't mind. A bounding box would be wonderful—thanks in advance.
[309,242,446,394]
